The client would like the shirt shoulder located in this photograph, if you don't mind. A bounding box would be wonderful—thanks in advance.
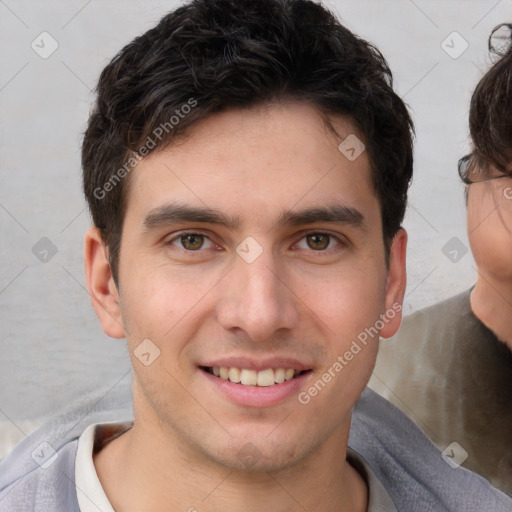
[0,381,133,511]
[349,388,512,512]
[0,440,80,512]
[347,447,398,511]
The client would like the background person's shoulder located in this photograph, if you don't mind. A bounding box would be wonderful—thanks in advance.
[368,287,474,402]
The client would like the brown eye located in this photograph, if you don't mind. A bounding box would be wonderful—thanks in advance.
[180,234,205,250]
[306,233,330,250]
[168,232,217,253]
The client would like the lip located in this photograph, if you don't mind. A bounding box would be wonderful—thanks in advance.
[199,357,313,372]
[199,367,312,407]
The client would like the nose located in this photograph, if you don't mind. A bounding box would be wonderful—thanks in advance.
[216,250,300,342]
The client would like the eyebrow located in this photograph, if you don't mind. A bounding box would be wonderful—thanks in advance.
[276,205,366,229]
[143,203,241,230]
[142,203,366,231]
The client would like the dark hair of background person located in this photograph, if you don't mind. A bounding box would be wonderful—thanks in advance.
[82,0,414,285]
[459,23,512,184]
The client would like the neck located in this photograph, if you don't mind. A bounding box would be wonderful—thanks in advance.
[471,274,512,350]
[94,415,367,512]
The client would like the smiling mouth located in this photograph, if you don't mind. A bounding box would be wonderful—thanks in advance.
[200,366,311,387]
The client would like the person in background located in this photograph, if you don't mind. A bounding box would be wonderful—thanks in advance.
[370,23,512,496]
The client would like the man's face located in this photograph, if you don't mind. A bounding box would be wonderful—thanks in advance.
[97,102,404,471]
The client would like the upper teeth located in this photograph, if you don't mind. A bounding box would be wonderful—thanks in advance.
[212,367,298,386]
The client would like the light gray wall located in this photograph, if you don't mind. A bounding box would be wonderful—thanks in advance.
[1,0,509,454]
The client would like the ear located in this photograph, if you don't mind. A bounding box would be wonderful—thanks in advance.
[380,228,407,339]
[84,227,125,338]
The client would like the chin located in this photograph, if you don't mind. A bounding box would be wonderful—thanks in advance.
[210,437,307,473]
[222,449,300,473]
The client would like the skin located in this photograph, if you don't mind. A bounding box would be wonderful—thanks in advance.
[85,101,407,512]
[467,175,512,349]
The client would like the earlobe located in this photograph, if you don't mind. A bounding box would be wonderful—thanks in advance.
[380,228,407,339]
[84,227,125,339]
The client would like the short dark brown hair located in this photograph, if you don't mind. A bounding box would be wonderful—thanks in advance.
[82,0,414,284]
[459,23,512,184]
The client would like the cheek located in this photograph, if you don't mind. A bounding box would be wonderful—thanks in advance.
[119,269,216,419]
[302,265,387,355]
[469,224,512,279]
[468,195,512,279]
[118,261,219,362]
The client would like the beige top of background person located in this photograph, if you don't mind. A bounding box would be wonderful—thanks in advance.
[369,288,512,494]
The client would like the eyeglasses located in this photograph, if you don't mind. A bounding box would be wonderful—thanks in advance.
[458,154,512,185]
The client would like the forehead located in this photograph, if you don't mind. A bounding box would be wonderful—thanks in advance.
[124,102,379,228]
